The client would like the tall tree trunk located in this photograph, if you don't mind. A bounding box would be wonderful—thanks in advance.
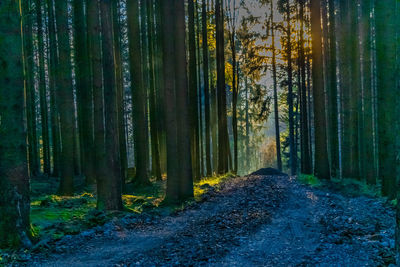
[87,0,107,196]
[360,0,375,184]
[349,0,361,180]
[47,0,61,177]
[228,8,238,175]
[23,0,40,177]
[98,0,123,210]
[375,0,398,199]
[161,0,180,202]
[127,0,150,185]
[310,0,330,179]
[174,0,194,199]
[140,0,151,181]
[188,0,200,181]
[73,0,95,185]
[112,0,128,185]
[285,0,296,175]
[35,0,51,175]
[271,0,282,172]
[326,0,339,178]
[338,0,352,179]
[146,0,162,181]
[202,0,212,176]
[245,77,250,171]
[216,0,229,174]
[0,0,32,248]
[55,0,76,195]
[298,0,311,174]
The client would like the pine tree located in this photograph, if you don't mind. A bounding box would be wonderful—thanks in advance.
[0,0,32,248]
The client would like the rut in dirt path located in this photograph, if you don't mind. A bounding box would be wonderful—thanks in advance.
[31,172,394,267]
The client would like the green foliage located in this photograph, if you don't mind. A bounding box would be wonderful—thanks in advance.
[298,174,321,187]
[298,174,381,198]
[328,178,381,198]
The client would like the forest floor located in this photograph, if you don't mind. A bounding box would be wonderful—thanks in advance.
[3,169,395,266]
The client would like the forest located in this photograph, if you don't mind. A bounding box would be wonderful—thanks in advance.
[0,0,399,265]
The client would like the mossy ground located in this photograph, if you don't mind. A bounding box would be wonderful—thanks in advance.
[298,174,381,198]
[27,173,236,246]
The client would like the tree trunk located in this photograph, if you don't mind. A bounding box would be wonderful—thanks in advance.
[98,0,123,210]
[161,0,180,202]
[47,0,61,178]
[375,0,398,199]
[127,0,150,185]
[326,0,339,178]
[271,0,282,172]
[310,0,330,179]
[146,0,162,181]
[175,0,194,199]
[35,0,51,174]
[216,0,229,174]
[360,0,375,185]
[298,0,311,174]
[285,0,296,176]
[23,0,40,177]
[202,0,212,176]
[0,0,32,248]
[188,0,200,181]
[55,0,76,195]
[111,0,128,185]
[87,0,106,195]
[73,0,95,185]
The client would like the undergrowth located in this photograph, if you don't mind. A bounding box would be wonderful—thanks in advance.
[26,173,236,248]
[298,173,381,198]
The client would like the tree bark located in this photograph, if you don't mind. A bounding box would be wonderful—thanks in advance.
[310,0,330,179]
[175,0,194,199]
[0,0,32,248]
[202,0,212,176]
[98,0,123,210]
[127,0,150,185]
[55,0,76,195]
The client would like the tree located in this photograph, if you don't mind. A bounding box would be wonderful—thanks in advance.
[127,0,150,185]
[87,0,107,198]
[202,0,212,176]
[47,0,61,178]
[98,0,123,210]
[270,0,283,172]
[0,0,32,248]
[55,0,76,195]
[112,0,128,184]
[310,0,330,179]
[216,0,230,174]
[73,0,95,185]
[161,0,180,202]
[35,0,51,174]
[174,0,194,199]
[360,0,375,185]
[23,0,40,177]
[226,0,239,174]
[188,0,201,181]
[326,0,339,178]
[146,0,162,181]
[298,0,311,174]
[375,0,398,199]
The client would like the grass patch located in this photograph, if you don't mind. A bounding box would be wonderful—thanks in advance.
[298,174,321,187]
[328,178,381,198]
[194,172,235,200]
[298,173,381,198]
